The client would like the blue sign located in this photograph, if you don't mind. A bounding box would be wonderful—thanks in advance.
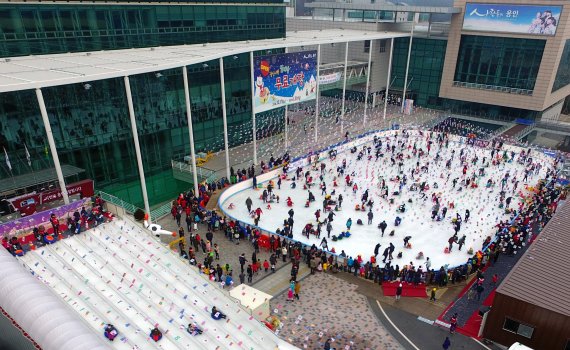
[463,3,562,36]
[253,51,318,113]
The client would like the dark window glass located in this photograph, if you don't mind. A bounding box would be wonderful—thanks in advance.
[552,39,570,92]
[453,35,545,91]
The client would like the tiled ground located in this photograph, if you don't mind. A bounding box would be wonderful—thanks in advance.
[270,273,403,350]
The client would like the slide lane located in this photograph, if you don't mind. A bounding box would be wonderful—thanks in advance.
[119,221,277,349]
[50,238,183,350]
[81,227,229,349]
[21,247,145,349]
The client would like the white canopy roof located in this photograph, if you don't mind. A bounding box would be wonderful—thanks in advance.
[0,29,409,93]
[0,248,111,350]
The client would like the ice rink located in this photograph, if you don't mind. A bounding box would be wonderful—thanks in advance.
[222,130,552,269]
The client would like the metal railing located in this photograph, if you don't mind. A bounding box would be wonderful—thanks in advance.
[171,160,217,180]
[487,122,515,141]
[150,201,174,221]
[515,125,536,140]
[98,191,141,215]
[452,81,534,96]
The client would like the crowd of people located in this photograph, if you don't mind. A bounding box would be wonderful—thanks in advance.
[1,196,110,256]
[211,127,566,296]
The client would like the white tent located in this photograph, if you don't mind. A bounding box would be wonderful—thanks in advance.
[0,248,110,350]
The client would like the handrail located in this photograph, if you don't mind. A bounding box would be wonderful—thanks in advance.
[150,201,174,221]
[97,191,141,214]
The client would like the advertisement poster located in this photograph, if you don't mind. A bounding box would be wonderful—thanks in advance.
[463,4,562,36]
[253,51,318,114]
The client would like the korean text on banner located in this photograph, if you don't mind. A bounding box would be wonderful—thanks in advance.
[253,51,318,113]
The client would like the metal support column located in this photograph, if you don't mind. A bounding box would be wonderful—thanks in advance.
[249,51,257,165]
[314,44,321,142]
[284,47,289,149]
[219,57,231,180]
[401,22,414,114]
[340,41,349,135]
[123,76,151,221]
[383,38,394,120]
[363,39,373,126]
[36,88,69,205]
[182,66,199,196]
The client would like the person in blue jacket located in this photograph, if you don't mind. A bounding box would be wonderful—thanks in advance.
[225,274,234,288]
[211,306,227,320]
[346,218,352,230]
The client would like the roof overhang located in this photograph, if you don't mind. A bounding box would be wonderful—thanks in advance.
[0,29,410,93]
[306,2,462,14]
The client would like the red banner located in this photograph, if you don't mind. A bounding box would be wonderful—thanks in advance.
[10,179,95,213]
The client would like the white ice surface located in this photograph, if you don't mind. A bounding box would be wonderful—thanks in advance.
[222,130,552,269]
[20,218,293,350]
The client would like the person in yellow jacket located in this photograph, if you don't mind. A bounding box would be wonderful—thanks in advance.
[294,280,300,300]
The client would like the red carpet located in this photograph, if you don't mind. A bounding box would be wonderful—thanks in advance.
[456,289,496,339]
[382,281,428,298]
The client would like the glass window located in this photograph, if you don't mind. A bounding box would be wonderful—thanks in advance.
[503,317,534,339]
[379,39,386,53]
[41,10,57,31]
[454,35,545,91]
[20,10,39,32]
[552,39,570,92]
[364,40,370,53]
[59,10,74,31]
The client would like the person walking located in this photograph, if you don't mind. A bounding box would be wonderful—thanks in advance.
[449,313,458,334]
[430,288,437,301]
[442,336,451,350]
[367,210,374,225]
[396,283,403,301]
[245,197,253,213]
[378,220,387,236]
[476,284,485,301]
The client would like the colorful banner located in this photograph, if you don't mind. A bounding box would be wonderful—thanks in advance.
[0,198,90,237]
[463,4,562,36]
[253,51,318,113]
[319,72,342,85]
[9,179,94,214]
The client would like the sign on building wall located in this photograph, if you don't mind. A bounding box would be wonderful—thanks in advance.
[319,72,342,85]
[463,4,562,36]
[253,51,318,114]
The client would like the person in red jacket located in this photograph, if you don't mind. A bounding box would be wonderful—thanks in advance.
[263,259,269,272]
[50,214,60,236]
[150,327,162,342]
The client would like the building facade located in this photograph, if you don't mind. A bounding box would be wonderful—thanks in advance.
[300,0,570,120]
[0,1,285,207]
[483,201,570,349]
[439,0,570,120]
